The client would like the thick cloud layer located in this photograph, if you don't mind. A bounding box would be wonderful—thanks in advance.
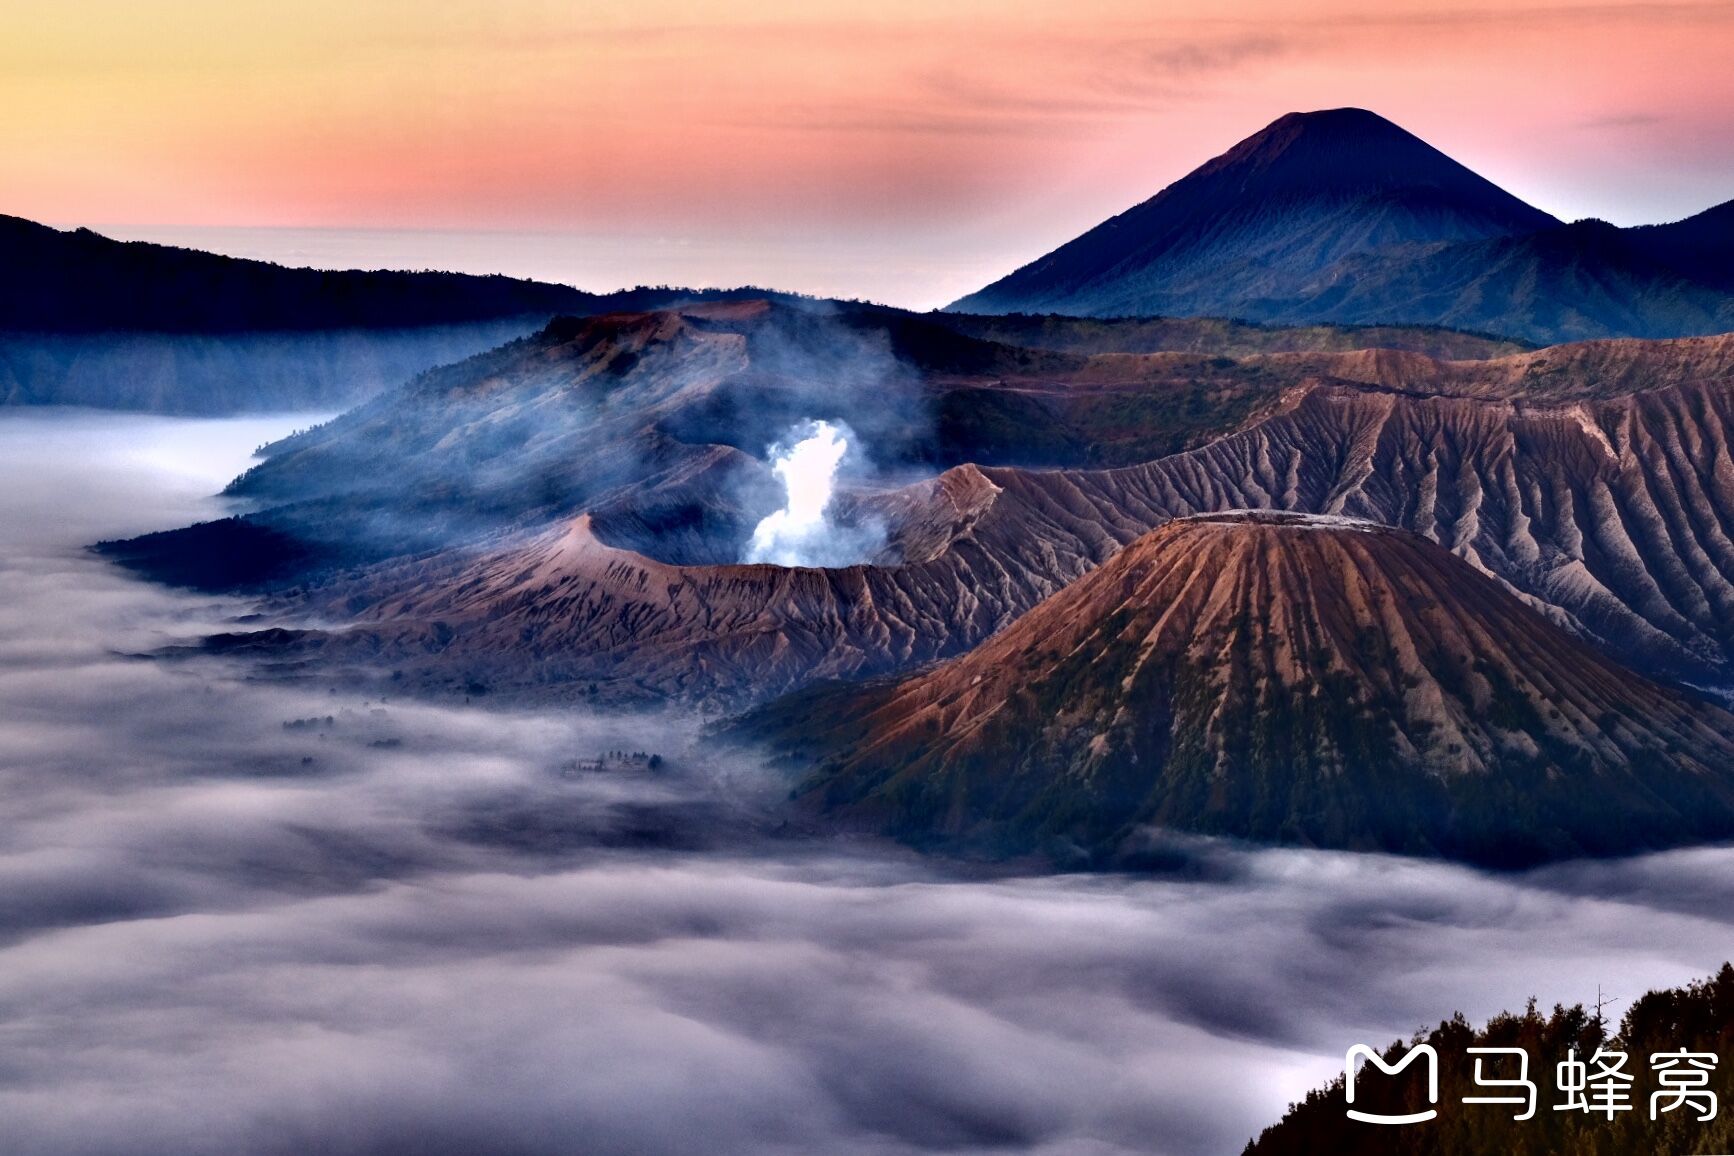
[0,411,1731,1156]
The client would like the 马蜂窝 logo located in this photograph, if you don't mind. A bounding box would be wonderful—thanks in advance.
[1345,1043,1439,1124]
[1341,1042,1718,1126]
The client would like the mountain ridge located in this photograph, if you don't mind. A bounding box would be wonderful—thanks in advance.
[949,109,1734,344]
[0,214,815,410]
[741,512,1734,866]
[951,108,1558,317]
[107,304,1734,709]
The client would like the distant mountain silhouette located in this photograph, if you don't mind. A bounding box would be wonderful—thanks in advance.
[951,109,1558,315]
[1300,217,1734,343]
[0,214,596,333]
[0,214,805,410]
[951,109,1734,344]
[1627,197,1734,291]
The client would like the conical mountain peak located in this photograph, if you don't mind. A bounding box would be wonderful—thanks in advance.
[748,515,1734,866]
[949,108,1561,321]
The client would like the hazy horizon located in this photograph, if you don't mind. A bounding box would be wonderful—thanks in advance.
[61,159,1734,313]
[71,221,1015,312]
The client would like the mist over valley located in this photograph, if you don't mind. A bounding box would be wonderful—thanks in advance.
[3,411,1733,1155]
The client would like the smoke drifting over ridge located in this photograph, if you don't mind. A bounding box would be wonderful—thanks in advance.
[1,412,1732,1156]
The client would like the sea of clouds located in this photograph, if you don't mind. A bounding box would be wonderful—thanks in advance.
[0,410,1730,1156]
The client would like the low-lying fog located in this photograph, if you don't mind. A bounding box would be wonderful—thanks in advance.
[1,410,1731,1156]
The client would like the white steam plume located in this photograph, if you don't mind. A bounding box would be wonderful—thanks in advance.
[744,420,883,568]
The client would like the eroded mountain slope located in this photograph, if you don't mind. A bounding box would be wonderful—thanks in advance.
[257,469,1073,707]
[251,365,1734,709]
[741,514,1734,866]
[114,299,1535,584]
[957,372,1734,685]
[129,304,1734,709]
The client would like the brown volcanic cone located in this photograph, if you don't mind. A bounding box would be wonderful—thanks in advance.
[747,512,1734,866]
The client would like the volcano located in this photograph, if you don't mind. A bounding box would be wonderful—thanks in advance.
[124,303,1734,708]
[950,109,1734,344]
[950,109,1557,318]
[745,512,1734,867]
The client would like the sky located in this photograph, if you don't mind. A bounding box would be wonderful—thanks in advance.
[7,0,1734,307]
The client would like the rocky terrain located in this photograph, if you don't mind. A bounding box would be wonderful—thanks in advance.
[741,513,1734,866]
[98,287,1734,862]
[950,109,1734,345]
[954,360,1734,687]
[934,312,1532,360]
[109,298,1524,584]
[116,304,1734,711]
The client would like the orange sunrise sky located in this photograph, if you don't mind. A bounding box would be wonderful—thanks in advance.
[7,0,1734,307]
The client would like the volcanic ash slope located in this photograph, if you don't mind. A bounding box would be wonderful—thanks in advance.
[744,512,1734,867]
